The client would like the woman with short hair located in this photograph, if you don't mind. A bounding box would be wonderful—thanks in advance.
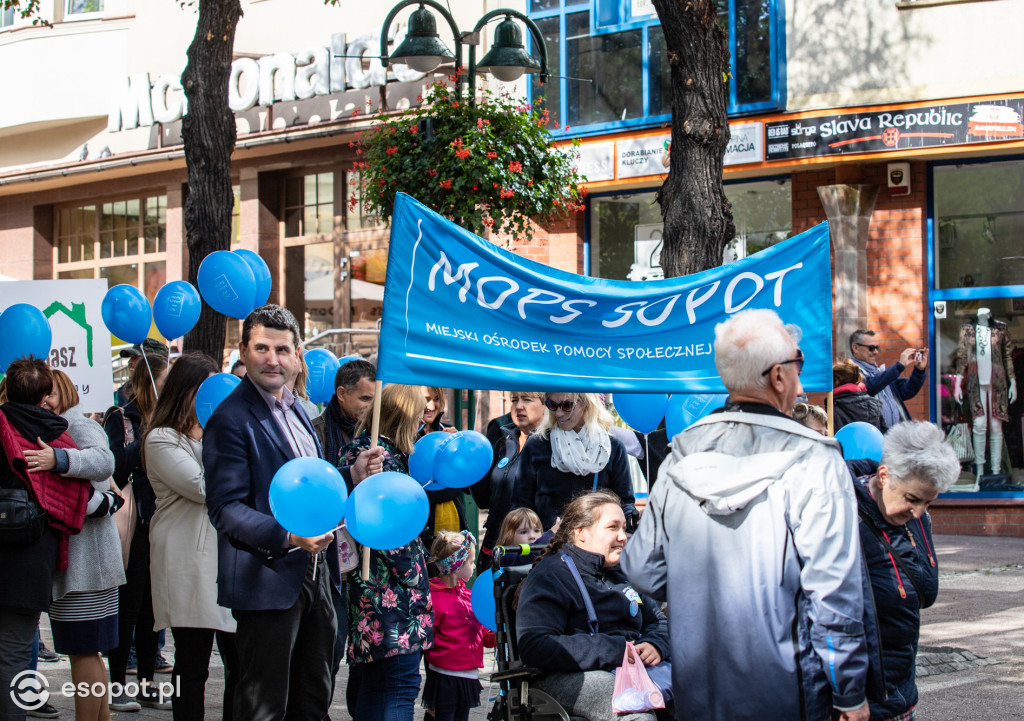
[856,421,959,721]
[0,358,89,721]
[472,391,547,570]
[512,393,637,532]
[516,490,669,721]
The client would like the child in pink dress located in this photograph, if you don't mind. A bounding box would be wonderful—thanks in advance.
[423,531,496,721]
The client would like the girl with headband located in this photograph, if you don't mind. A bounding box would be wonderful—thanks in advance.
[422,531,496,721]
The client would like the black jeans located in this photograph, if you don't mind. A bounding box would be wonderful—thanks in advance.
[232,556,336,721]
[170,628,237,721]
[109,522,158,689]
[0,610,38,721]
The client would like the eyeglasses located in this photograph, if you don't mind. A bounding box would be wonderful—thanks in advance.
[761,351,805,377]
[854,343,880,353]
[544,399,577,413]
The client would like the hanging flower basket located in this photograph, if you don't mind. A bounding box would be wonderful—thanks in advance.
[350,77,587,242]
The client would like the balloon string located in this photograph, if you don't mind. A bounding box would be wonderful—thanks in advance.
[644,433,650,489]
[141,350,159,401]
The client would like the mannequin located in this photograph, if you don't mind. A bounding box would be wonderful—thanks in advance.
[954,307,1017,478]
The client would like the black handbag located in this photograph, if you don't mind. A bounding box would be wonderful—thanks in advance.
[0,487,48,545]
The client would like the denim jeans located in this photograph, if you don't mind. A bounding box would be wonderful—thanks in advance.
[348,652,422,721]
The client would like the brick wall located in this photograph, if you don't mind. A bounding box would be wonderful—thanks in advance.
[792,163,931,420]
[929,499,1024,537]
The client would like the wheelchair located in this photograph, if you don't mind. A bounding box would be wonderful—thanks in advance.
[486,545,584,721]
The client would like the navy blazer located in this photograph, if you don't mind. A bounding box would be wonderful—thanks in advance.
[203,376,341,611]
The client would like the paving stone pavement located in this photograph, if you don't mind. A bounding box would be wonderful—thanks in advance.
[25,534,1024,720]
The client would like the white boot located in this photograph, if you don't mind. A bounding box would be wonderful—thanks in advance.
[990,430,1003,476]
[972,427,987,480]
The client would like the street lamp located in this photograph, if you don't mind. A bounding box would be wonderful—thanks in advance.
[379,0,549,103]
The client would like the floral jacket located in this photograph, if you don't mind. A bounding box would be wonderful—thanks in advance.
[341,433,434,665]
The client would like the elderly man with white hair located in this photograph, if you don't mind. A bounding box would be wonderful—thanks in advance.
[622,308,870,721]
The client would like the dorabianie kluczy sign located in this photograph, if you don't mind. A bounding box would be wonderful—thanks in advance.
[378,193,833,394]
[765,97,1024,161]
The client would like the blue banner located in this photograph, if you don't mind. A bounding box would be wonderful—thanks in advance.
[378,193,833,393]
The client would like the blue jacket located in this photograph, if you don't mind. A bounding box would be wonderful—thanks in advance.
[856,360,926,425]
[854,478,938,720]
[203,376,341,611]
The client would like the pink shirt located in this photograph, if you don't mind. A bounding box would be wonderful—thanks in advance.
[425,577,496,672]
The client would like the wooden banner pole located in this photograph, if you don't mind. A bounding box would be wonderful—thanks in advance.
[361,380,384,581]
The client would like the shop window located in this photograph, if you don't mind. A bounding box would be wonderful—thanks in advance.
[344,171,379,230]
[54,194,168,290]
[65,0,103,18]
[284,172,334,237]
[530,0,782,135]
[587,178,790,280]
[930,158,1024,486]
[1,6,16,28]
[933,159,1024,291]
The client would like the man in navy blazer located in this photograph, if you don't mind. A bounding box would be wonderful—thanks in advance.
[204,304,383,721]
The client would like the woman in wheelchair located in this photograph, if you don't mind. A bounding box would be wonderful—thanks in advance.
[515,490,670,721]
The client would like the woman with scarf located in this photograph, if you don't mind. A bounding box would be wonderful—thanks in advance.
[0,358,89,721]
[512,392,637,533]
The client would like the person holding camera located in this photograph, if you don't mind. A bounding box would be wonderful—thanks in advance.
[849,329,928,427]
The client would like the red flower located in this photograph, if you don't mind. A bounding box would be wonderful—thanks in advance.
[483,217,495,227]
[386,146,398,156]
[472,184,479,191]
[487,152,498,159]
[427,169,438,177]
[508,161,523,173]
[409,125,419,134]
[416,94,424,102]
[455,148,471,159]
[439,179,452,189]
[351,109,360,117]
[500,188,514,199]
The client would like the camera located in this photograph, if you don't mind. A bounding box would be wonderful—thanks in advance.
[914,351,923,361]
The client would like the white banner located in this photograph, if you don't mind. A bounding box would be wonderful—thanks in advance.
[1,280,114,412]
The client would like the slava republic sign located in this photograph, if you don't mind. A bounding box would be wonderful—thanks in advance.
[0,280,113,413]
[377,193,833,393]
[108,30,424,132]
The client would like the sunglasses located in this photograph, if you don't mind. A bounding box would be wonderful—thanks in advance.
[761,351,805,377]
[854,343,880,352]
[544,399,577,413]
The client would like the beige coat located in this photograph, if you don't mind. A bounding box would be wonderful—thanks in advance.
[146,427,235,633]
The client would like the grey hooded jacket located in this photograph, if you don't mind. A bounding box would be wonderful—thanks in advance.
[621,409,868,721]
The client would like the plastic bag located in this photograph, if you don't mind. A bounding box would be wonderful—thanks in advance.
[612,642,665,713]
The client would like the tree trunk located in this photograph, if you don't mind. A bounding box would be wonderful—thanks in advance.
[181,0,243,362]
[652,0,735,278]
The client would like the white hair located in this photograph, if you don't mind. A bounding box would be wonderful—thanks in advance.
[882,421,961,493]
[713,309,801,392]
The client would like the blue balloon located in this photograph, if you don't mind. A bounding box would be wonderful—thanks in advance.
[470,569,499,632]
[304,348,341,404]
[409,431,450,486]
[835,422,884,462]
[613,393,669,434]
[269,457,348,537]
[197,251,257,320]
[152,281,201,340]
[433,431,494,489]
[0,304,52,373]
[101,284,152,344]
[195,372,242,428]
[666,393,729,437]
[234,249,272,309]
[344,471,429,550]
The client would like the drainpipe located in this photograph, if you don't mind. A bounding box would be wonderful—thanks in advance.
[817,184,879,360]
